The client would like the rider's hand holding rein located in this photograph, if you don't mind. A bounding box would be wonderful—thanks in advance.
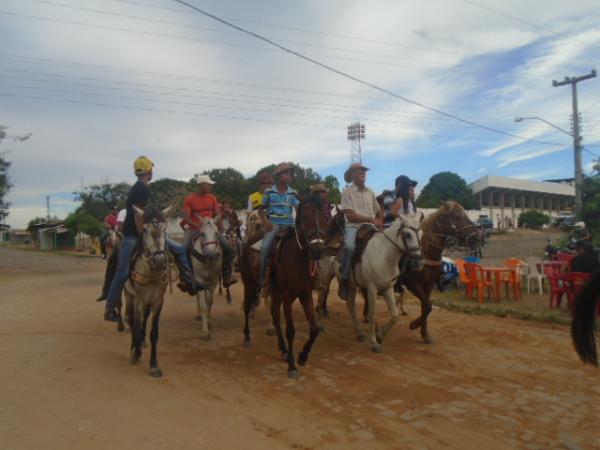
[258,205,274,232]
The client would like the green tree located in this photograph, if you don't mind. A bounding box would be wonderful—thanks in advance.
[0,152,11,222]
[581,164,600,243]
[200,168,248,209]
[416,172,474,209]
[518,210,551,229]
[27,216,49,230]
[323,174,342,204]
[149,178,193,216]
[74,182,130,220]
[64,211,103,237]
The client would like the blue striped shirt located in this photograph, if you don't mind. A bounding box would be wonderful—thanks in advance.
[262,185,299,226]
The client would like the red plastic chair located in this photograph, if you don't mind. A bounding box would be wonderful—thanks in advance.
[564,272,591,311]
[555,252,575,264]
[464,262,496,304]
[543,266,570,309]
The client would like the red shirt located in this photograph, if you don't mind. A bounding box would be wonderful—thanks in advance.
[104,213,118,229]
[183,193,219,229]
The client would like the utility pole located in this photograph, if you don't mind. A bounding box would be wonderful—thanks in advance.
[347,122,365,164]
[552,69,597,216]
[46,195,50,222]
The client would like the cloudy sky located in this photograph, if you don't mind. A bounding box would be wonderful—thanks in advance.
[1,0,600,227]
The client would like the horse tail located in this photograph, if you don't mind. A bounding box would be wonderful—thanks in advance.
[571,269,600,366]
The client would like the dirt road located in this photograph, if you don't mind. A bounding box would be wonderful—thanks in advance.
[1,247,598,449]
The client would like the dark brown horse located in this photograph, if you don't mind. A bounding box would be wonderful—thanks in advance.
[571,269,600,366]
[400,201,478,343]
[241,194,328,378]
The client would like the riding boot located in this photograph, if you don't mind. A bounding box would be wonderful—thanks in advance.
[338,278,350,301]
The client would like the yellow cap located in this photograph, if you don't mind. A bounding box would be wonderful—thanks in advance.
[134,156,154,175]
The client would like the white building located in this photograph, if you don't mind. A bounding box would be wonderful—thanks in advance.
[469,175,575,227]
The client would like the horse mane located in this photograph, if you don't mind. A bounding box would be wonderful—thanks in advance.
[420,201,463,232]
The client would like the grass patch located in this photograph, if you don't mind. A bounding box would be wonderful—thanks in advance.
[430,289,573,326]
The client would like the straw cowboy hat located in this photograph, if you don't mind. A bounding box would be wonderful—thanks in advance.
[344,163,369,183]
[273,162,295,177]
[310,183,328,193]
[194,174,215,185]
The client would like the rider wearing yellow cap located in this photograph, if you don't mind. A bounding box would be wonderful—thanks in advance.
[104,156,196,321]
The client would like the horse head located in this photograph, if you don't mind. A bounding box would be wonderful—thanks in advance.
[133,205,169,271]
[399,214,423,264]
[296,192,328,260]
[324,207,345,244]
[437,201,479,247]
[193,217,221,260]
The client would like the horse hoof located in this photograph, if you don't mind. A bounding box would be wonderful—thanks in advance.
[376,333,383,344]
[357,334,366,342]
[280,352,288,361]
[150,367,162,378]
[265,328,275,337]
[288,369,300,379]
[371,344,383,354]
[243,340,252,348]
[130,355,140,365]
[401,311,409,316]
[318,324,325,332]
[423,336,433,344]
[117,321,125,333]
[201,335,211,342]
[227,299,232,305]
[141,341,147,349]
[409,321,420,330]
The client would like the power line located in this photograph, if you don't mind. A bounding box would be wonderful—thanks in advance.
[1,67,569,130]
[0,90,520,143]
[0,9,473,73]
[25,0,471,71]
[165,0,564,147]
[1,54,575,123]
[456,0,600,53]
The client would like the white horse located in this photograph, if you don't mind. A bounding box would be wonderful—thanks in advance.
[190,218,222,341]
[335,215,422,352]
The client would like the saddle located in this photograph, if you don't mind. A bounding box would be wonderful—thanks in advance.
[250,227,290,252]
[352,225,378,265]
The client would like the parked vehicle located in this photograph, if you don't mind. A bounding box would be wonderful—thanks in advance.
[476,216,494,230]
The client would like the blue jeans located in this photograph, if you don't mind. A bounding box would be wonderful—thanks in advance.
[166,238,192,273]
[341,226,359,280]
[259,224,288,285]
[106,236,139,310]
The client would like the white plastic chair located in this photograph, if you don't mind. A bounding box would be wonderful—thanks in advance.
[524,258,544,295]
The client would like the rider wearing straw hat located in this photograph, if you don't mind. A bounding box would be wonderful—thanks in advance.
[339,163,383,300]
[182,174,237,287]
[257,162,300,291]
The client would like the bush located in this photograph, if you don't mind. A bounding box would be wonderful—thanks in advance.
[518,210,551,229]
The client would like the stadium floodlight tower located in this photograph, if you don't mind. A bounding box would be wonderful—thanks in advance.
[347,122,365,164]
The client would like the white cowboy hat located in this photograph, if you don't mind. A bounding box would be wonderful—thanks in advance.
[195,174,215,185]
[574,221,585,229]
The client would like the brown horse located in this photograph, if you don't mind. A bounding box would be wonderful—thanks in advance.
[242,193,328,378]
[400,201,478,343]
[571,269,600,366]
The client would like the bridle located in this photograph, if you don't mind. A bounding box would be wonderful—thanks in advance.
[295,202,326,251]
[423,206,478,252]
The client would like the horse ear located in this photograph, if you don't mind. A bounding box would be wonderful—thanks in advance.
[161,205,173,216]
[419,211,425,223]
[132,205,144,218]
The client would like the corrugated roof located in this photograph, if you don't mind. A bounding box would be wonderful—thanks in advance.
[469,175,575,196]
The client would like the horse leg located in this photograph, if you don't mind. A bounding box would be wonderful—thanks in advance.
[361,288,369,323]
[264,291,275,336]
[377,286,401,345]
[198,290,211,341]
[316,288,326,332]
[298,291,320,367]
[283,299,299,378]
[407,283,434,344]
[141,305,150,349]
[243,285,254,346]
[130,299,144,364]
[395,291,409,316]
[149,304,163,377]
[206,289,214,333]
[270,293,287,359]
[366,286,382,353]
[345,287,365,342]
